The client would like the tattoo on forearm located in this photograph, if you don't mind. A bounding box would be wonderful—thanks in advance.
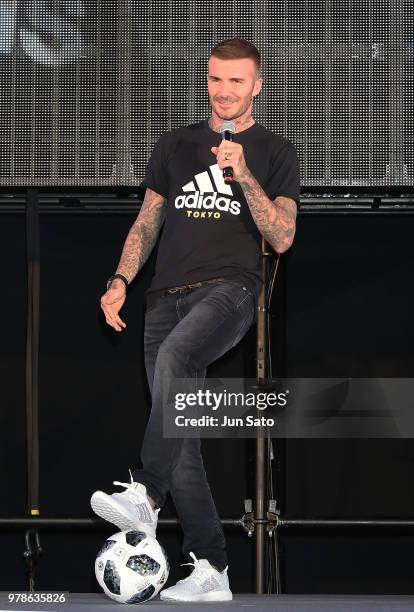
[116,188,166,283]
[239,171,297,252]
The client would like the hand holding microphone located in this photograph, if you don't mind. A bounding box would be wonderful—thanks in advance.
[219,121,235,183]
[210,121,249,183]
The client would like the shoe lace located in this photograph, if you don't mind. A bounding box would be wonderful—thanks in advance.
[113,469,141,499]
[111,471,160,517]
[179,552,212,586]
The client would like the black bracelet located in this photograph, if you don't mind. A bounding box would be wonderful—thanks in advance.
[107,274,128,291]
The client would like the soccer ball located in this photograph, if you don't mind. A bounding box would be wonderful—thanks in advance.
[95,530,169,604]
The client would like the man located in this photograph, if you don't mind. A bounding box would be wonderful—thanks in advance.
[91,38,300,602]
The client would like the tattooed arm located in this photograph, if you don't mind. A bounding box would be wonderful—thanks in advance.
[115,187,166,283]
[211,140,297,253]
[238,171,297,253]
[100,187,166,332]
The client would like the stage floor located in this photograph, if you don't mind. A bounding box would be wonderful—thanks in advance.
[2,593,414,611]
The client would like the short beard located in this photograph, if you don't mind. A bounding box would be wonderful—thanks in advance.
[211,98,253,122]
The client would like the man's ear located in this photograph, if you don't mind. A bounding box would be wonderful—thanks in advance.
[253,77,263,97]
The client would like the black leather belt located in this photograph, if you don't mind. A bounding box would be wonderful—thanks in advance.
[166,277,225,294]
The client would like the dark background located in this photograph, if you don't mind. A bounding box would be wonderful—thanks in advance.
[1,209,414,593]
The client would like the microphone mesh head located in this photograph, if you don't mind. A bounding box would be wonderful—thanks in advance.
[219,121,236,135]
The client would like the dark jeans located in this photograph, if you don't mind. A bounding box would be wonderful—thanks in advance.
[132,278,257,571]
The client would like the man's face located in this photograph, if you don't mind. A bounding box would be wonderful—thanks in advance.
[207,56,262,122]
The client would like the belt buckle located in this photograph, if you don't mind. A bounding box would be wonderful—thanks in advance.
[167,281,202,294]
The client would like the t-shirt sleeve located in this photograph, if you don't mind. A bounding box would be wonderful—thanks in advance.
[265,141,301,208]
[140,134,170,199]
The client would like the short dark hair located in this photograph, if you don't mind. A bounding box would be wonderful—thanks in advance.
[210,38,261,76]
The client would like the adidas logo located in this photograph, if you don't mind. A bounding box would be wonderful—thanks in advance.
[175,164,241,217]
[132,502,153,523]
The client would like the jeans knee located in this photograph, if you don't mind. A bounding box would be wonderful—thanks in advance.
[155,341,188,375]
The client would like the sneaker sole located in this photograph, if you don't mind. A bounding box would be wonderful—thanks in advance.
[90,491,156,537]
[160,590,233,602]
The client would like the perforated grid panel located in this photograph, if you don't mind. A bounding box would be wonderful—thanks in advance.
[0,0,412,186]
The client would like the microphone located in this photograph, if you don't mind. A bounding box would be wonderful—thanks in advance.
[219,121,236,183]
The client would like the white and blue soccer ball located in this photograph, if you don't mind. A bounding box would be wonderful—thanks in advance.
[95,530,169,604]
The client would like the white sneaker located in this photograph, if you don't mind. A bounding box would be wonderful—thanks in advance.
[159,552,232,602]
[90,472,159,538]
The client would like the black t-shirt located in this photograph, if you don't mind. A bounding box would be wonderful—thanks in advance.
[142,120,301,296]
